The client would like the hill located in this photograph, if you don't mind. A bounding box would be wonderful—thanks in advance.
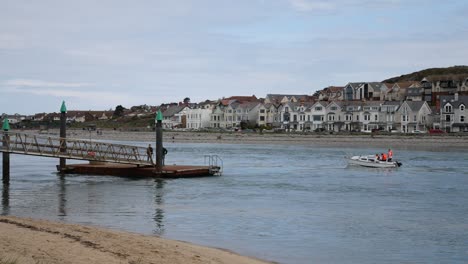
[383,65,468,83]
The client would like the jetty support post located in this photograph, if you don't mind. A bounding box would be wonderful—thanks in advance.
[2,119,10,184]
[155,110,163,173]
[59,101,67,172]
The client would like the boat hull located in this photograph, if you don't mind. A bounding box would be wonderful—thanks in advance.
[348,155,402,168]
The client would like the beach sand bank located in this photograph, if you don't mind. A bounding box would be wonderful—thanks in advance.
[41,129,468,150]
[0,216,271,264]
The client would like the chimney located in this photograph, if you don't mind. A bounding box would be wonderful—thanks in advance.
[455,93,459,102]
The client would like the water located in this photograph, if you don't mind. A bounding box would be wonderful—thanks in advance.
[2,142,468,264]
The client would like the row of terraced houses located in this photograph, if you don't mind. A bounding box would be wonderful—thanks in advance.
[174,74,468,133]
[3,74,468,133]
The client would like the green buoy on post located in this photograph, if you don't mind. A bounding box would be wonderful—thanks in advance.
[2,118,10,183]
[2,119,10,131]
[59,101,67,172]
[155,110,163,173]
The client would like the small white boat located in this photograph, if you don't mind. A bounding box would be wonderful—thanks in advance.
[347,155,402,168]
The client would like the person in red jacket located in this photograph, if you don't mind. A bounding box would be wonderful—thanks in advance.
[381,153,387,161]
[388,149,393,161]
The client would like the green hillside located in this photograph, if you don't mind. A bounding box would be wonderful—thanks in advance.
[383,65,468,83]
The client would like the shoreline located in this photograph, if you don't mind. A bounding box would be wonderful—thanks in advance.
[33,129,468,150]
[0,216,272,264]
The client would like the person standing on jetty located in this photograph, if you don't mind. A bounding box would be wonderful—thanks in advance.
[147,144,154,162]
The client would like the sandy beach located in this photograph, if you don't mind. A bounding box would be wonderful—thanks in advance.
[0,216,271,264]
[40,129,468,150]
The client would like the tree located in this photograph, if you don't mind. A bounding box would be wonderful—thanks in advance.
[183,97,190,105]
[113,105,126,118]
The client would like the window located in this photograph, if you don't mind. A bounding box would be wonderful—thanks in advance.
[260,109,265,113]
[445,105,453,113]
[461,116,465,122]
[374,114,378,121]
[315,107,323,111]
[461,105,465,111]
[285,107,289,112]
[330,106,337,111]
[260,116,265,121]
[445,115,451,122]
[356,115,360,121]
[414,115,417,122]
[364,114,370,121]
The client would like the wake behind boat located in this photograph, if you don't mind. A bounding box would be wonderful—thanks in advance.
[347,155,402,168]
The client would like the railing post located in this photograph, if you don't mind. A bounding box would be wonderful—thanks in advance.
[59,101,67,172]
[155,110,163,173]
[2,119,10,184]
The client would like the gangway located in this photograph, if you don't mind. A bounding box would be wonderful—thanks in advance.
[0,131,153,166]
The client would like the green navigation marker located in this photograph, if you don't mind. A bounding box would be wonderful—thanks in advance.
[156,110,163,122]
[60,101,67,113]
[2,118,10,131]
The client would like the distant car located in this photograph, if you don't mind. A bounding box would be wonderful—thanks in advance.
[362,130,372,133]
[429,129,445,134]
[411,130,426,134]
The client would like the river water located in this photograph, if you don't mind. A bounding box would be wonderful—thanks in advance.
[1,142,468,264]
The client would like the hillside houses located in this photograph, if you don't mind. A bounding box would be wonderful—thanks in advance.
[7,73,468,134]
[438,94,468,132]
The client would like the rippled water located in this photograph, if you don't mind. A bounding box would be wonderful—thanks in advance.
[2,142,468,264]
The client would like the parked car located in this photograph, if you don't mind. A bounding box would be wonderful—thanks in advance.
[429,129,445,134]
[411,130,426,134]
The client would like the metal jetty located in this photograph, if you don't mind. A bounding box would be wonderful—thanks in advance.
[0,131,222,178]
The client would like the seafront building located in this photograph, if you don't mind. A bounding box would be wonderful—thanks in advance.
[5,75,468,133]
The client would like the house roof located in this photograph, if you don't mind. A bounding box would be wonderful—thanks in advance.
[440,95,468,108]
[367,82,383,91]
[346,82,365,90]
[401,101,427,112]
[266,94,309,102]
[238,102,261,110]
[395,81,420,89]
[162,106,186,117]
[224,95,258,103]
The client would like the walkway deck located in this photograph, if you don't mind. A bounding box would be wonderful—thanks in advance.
[62,163,218,178]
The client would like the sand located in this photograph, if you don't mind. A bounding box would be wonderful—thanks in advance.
[0,216,271,264]
[42,129,468,150]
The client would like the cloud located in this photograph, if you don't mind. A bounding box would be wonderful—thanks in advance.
[287,0,405,12]
[4,79,91,88]
[288,0,336,12]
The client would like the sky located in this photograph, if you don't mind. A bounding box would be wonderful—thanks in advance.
[1,0,467,114]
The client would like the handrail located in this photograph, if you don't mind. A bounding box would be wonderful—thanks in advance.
[204,155,223,175]
[0,131,153,166]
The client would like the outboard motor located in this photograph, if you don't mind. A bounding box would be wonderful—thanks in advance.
[396,161,403,167]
